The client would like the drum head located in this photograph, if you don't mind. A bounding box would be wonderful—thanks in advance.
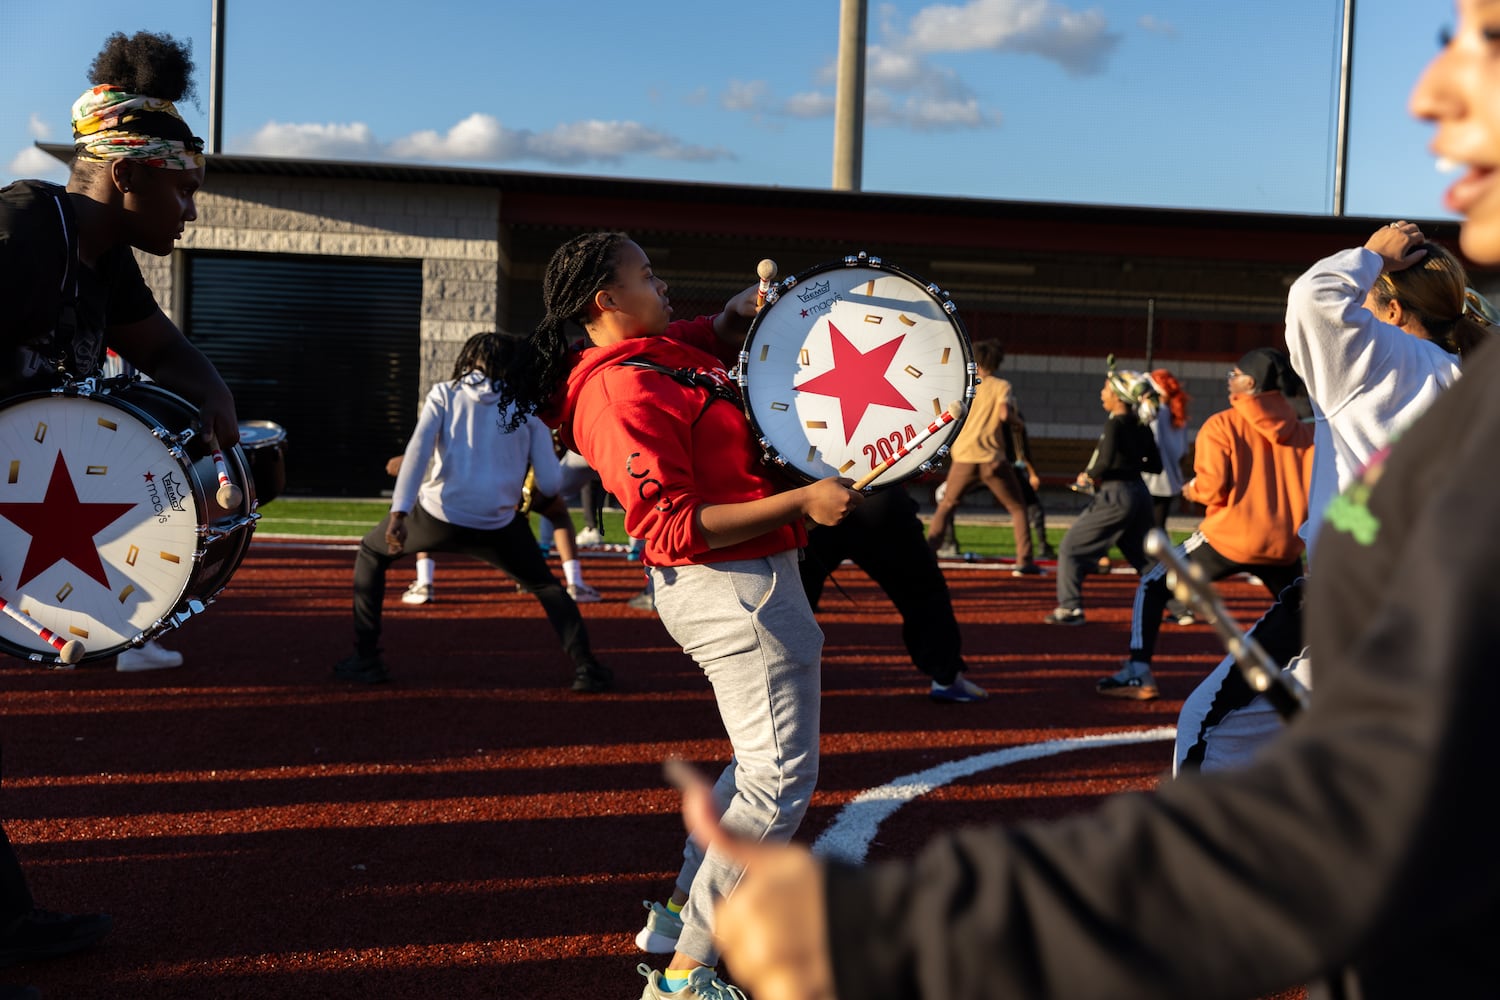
[238,420,287,450]
[738,256,974,488]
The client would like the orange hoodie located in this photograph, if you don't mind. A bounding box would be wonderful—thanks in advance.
[1181,391,1314,565]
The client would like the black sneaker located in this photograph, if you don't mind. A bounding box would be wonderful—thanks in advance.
[334,650,389,684]
[0,908,112,966]
[1011,562,1042,577]
[1042,607,1085,626]
[571,661,614,694]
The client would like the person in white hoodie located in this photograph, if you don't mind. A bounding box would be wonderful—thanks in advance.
[334,331,612,694]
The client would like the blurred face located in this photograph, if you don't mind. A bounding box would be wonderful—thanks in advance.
[1100,380,1126,414]
[1227,367,1256,397]
[604,240,672,337]
[119,161,203,256]
[1411,0,1500,263]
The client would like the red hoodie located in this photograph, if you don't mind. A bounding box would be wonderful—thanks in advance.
[555,315,805,567]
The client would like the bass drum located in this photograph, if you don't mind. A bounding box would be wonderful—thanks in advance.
[735,252,975,489]
[0,378,258,664]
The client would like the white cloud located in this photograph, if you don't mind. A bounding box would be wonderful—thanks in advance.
[26,113,52,140]
[8,145,67,181]
[1138,15,1177,38]
[241,114,732,168]
[241,121,381,160]
[785,91,836,119]
[901,0,1121,77]
[722,80,770,112]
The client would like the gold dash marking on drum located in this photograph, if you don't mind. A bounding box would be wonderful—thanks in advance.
[839,459,857,474]
[68,626,88,639]
[6,461,16,484]
[798,348,810,366]
[771,401,790,412]
[85,465,107,476]
[33,422,47,444]
[864,280,876,296]
[160,552,181,564]
[759,345,770,362]
[904,365,923,379]
[118,585,135,604]
[941,348,951,364]
[805,420,828,430]
[930,398,943,415]
[807,446,818,463]
[899,314,916,326]
[54,583,73,604]
[126,545,139,567]
[864,314,883,324]
[96,417,118,432]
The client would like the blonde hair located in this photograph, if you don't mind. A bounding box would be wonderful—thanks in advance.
[1371,242,1492,358]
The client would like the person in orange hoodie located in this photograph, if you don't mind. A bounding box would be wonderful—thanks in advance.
[1096,348,1314,700]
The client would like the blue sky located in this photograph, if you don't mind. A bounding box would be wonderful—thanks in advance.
[0,0,1462,220]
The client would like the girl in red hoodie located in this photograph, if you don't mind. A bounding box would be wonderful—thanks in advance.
[501,232,861,1000]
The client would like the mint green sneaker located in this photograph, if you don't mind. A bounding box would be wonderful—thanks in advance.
[637,963,748,999]
[634,899,683,953]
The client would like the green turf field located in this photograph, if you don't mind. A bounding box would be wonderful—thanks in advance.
[252,497,1189,560]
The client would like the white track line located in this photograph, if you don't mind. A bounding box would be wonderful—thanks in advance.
[813,726,1176,863]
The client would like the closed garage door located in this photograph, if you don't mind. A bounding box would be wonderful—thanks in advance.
[184,253,422,498]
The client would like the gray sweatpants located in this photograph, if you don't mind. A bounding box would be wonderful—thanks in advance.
[649,550,823,966]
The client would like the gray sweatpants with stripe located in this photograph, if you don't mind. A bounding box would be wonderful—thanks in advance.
[649,549,823,966]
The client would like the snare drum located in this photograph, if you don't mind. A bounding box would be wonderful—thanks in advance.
[0,378,258,664]
[238,420,287,506]
[736,253,975,489]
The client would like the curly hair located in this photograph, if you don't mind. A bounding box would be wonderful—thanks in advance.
[495,231,632,430]
[88,31,197,104]
[450,331,523,386]
[1148,368,1190,428]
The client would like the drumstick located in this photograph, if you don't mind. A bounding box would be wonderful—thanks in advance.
[756,258,778,310]
[852,399,968,491]
[211,447,243,508]
[0,594,84,665]
[1144,529,1309,721]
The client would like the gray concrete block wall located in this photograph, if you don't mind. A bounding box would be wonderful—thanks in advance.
[137,177,504,392]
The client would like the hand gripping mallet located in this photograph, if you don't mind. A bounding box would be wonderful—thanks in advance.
[852,399,968,492]
[210,444,243,508]
[0,594,84,665]
[756,258,778,311]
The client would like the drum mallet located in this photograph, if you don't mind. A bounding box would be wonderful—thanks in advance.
[0,594,84,665]
[852,399,968,491]
[210,446,243,508]
[756,258,778,311]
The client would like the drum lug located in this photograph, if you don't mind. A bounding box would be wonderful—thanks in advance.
[200,512,261,542]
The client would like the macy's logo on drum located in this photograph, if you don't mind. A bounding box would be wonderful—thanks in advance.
[794,280,832,303]
[143,470,189,523]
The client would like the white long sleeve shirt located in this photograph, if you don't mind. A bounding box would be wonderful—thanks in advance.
[1284,247,1461,559]
[389,371,562,531]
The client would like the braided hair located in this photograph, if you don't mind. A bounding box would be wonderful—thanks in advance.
[496,231,632,430]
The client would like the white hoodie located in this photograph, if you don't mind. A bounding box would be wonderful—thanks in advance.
[389,371,562,531]
[1284,246,1461,559]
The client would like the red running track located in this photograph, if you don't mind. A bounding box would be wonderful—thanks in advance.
[0,539,1302,999]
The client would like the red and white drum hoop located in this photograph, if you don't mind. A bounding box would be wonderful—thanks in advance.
[735,253,975,488]
[0,378,258,664]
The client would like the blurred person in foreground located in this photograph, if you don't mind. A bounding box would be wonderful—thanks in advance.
[661,9,1500,996]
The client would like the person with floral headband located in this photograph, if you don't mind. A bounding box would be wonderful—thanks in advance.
[0,31,241,988]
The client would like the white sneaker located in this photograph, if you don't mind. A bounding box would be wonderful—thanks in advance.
[117,640,183,672]
[567,582,602,604]
[575,526,604,546]
[634,899,683,953]
[400,581,433,605]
